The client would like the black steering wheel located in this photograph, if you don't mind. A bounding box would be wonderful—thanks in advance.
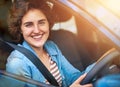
[81,48,120,85]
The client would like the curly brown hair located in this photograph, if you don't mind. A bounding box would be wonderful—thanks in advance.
[8,0,55,43]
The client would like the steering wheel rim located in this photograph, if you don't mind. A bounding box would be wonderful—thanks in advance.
[80,48,120,85]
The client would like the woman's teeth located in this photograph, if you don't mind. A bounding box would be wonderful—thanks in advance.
[33,35,42,39]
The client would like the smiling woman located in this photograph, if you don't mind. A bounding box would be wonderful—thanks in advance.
[1,0,119,87]
[5,0,93,87]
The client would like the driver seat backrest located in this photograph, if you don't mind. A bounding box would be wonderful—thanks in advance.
[50,29,85,71]
[0,40,13,70]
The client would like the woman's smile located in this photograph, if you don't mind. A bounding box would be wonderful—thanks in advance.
[32,33,44,40]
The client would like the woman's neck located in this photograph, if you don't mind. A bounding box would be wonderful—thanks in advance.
[34,47,50,70]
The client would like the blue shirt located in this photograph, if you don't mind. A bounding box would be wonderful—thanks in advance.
[6,40,83,87]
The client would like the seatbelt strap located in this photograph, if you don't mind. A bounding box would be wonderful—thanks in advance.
[0,39,59,86]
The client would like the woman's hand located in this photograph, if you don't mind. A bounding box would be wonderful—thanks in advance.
[70,73,93,87]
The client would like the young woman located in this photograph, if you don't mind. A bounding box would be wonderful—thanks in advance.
[6,0,93,87]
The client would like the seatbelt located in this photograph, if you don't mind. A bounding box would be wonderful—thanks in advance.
[0,38,59,86]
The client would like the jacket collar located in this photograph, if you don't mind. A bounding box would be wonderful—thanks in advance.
[21,40,57,57]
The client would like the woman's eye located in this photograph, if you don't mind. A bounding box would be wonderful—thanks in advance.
[38,19,47,25]
[39,21,45,25]
[25,23,33,27]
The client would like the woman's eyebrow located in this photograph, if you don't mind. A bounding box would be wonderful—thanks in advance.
[23,19,47,24]
[23,22,33,25]
[38,19,47,22]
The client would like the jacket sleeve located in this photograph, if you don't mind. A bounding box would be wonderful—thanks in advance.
[6,50,31,79]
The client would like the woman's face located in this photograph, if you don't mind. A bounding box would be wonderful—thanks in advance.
[21,9,49,49]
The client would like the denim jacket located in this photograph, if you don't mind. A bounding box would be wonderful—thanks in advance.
[6,40,84,87]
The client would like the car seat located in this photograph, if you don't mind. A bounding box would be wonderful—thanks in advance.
[50,29,85,71]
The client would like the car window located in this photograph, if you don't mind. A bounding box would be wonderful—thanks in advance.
[68,0,120,38]
[0,70,53,87]
[0,73,37,87]
[52,16,78,34]
[62,0,120,48]
[85,0,120,38]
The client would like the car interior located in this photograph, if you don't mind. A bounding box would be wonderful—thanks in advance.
[0,0,120,87]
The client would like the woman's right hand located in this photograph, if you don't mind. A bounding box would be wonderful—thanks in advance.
[70,73,93,87]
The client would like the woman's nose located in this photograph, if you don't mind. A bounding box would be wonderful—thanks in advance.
[34,25,40,33]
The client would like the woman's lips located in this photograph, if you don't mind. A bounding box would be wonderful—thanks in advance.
[32,34,43,40]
